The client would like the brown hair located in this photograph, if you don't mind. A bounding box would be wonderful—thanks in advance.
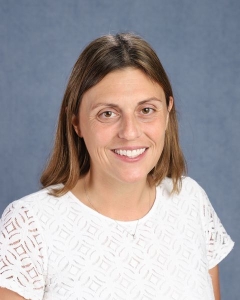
[40,33,187,195]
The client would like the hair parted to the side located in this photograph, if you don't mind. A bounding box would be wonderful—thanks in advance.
[40,32,187,196]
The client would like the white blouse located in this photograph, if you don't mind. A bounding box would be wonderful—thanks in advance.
[0,177,234,300]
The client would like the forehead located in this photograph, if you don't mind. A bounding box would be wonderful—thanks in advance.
[81,67,166,107]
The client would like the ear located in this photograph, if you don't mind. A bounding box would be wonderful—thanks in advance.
[72,114,82,137]
[168,96,174,113]
[166,96,174,129]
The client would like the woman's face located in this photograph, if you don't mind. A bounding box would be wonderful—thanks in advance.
[73,67,172,185]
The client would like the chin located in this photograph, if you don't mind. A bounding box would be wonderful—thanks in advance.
[116,172,149,184]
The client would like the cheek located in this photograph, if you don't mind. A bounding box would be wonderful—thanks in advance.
[149,118,167,138]
[82,127,110,154]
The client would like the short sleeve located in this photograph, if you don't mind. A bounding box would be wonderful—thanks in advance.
[199,187,234,269]
[0,201,47,300]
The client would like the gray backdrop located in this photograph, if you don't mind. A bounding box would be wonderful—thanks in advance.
[0,0,239,298]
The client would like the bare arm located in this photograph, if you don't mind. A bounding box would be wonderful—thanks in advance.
[0,288,26,300]
[209,265,221,300]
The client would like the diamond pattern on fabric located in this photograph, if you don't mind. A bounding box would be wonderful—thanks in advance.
[0,177,234,300]
[0,201,47,299]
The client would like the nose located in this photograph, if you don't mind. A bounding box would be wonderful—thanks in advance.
[118,114,142,140]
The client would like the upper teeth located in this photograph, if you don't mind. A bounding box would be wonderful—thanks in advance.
[114,148,146,158]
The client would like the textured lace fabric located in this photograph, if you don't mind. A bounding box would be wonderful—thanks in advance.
[0,177,234,300]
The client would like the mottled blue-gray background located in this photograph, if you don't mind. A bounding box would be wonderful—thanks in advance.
[0,0,239,298]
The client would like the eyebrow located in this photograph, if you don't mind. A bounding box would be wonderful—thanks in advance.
[91,97,163,110]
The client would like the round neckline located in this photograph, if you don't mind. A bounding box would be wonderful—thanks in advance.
[66,185,160,225]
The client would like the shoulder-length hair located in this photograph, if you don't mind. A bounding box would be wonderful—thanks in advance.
[40,33,187,195]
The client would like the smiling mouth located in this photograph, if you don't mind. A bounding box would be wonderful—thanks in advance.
[113,148,147,158]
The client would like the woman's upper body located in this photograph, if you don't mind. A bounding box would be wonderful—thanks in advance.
[0,33,234,299]
[0,177,234,300]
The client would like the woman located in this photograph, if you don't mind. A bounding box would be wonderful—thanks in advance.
[0,33,234,300]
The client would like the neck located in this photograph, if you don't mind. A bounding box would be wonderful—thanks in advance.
[72,171,155,221]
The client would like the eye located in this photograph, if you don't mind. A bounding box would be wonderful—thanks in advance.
[101,111,116,118]
[97,109,119,122]
[141,107,155,115]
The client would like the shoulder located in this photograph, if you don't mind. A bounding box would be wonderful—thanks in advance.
[156,176,209,220]
[0,185,81,255]
[157,176,221,227]
[1,185,60,216]
[158,176,205,198]
[0,185,74,228]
